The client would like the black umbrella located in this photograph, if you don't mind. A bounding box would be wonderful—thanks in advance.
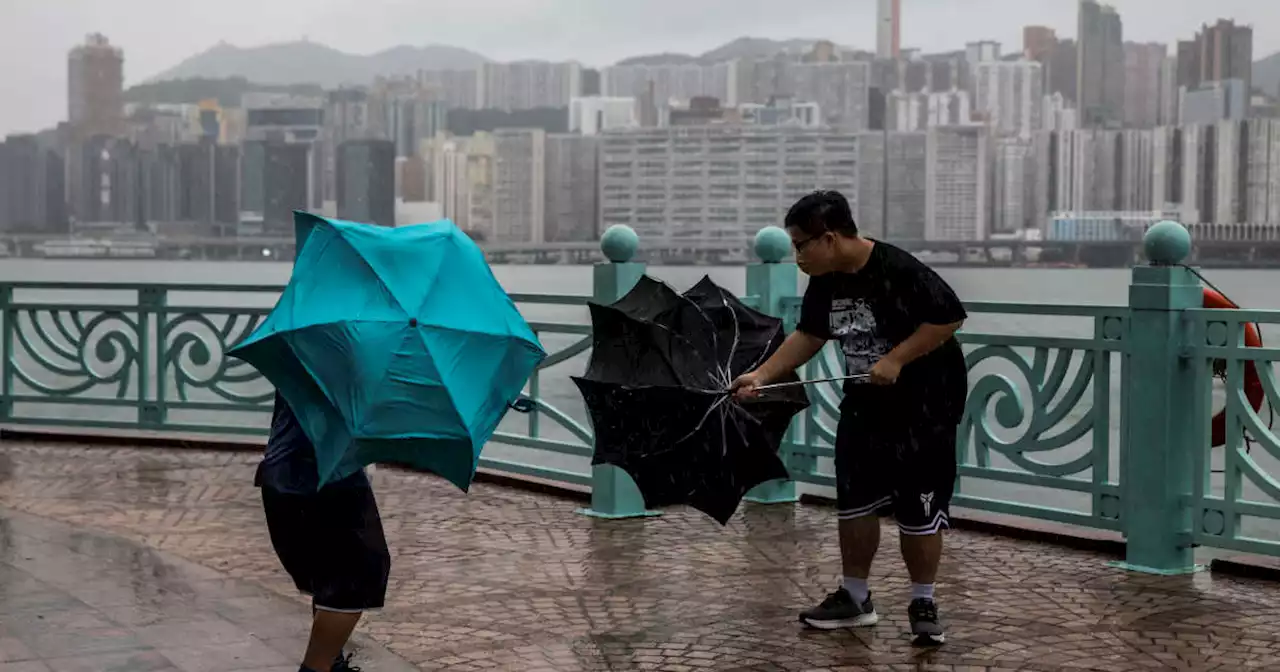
[572,275,811,524]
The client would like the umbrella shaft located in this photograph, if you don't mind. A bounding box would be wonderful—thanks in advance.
[754,374,869,391]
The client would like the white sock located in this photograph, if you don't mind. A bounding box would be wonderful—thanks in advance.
[842,576,870,604]
[910,583,935,601]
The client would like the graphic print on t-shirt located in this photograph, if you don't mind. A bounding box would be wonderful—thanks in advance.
[828,298,890,378]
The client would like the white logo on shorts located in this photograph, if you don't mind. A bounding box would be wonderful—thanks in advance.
[920,492,934,517]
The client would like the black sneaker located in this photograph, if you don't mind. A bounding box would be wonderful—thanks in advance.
[332,651,362,672]
[798,587,879,630]
[908,598,945,646]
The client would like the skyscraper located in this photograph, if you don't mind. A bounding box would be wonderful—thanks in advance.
[1077,0,1124,128]
[492,128,546,243]
[1177,19,1254,94]
[925,126,989,241]
[67,34,124,138]
[544,134,600,242]
[974,60,1043,138]
[1123,43,1172,128]
[336,139,396,227]
[877,0,901,60]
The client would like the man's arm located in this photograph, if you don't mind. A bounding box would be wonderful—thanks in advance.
[752,330,827,386]
[884,320,963,368]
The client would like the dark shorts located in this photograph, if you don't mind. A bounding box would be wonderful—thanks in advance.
[261,484,391,612]
[834,394,959,536]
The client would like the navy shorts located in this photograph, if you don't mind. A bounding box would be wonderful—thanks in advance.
[261,484,391,612]
[834,393,959,536]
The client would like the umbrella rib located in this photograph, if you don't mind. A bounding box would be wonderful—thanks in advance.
[674,393,733,446]
[719,288,742,386]
[672,291,725,386]
[333,224,417,319]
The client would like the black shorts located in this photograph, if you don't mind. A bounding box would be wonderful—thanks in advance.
[834,394,959,536]
[261,484,391,612]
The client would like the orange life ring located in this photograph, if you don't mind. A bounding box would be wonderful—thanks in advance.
[1205,287,1265,447]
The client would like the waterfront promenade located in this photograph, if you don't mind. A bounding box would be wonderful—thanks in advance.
[2,440,1280,671]
[4,222,1280,669]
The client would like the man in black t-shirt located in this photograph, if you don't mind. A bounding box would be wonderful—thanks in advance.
[258,393,390,672]
[732,190,967,646]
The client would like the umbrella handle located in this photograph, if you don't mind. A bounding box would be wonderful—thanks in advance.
[508,398,536,414]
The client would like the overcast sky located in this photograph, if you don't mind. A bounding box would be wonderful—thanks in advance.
[2,0,1277,135]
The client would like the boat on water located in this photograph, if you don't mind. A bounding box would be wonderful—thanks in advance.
[32,238,158,259]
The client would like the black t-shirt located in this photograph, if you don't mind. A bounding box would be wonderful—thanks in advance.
[255,392,370,495]
[797,241,968,423]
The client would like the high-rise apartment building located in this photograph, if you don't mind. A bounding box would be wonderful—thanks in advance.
[336,139,396,227]
[1123,43,1172,129]
[1177,20,1253,94]
[544,134,600,242]
[974,60,1043,138]
[1077,0,1124,128]
[886,90,972,132]
[603,63,738,107]
[966,41,1002,65]
[425,134,495,235]
[479,61,582,111]
[598,127,858,244]
[857,131,926,240]
[492,128,546,243]
[569,97,638,135]
[1023,26,1057,62]
[925,126,989,241]
[992,138,1035,233]
[368,80,448,158]
[877,0,902,60]
[417,69,480,110]
[68,34,124,138]
[1242,120,1280,225]
[0,135,67,233]
[242,93,326,214]
[787,62,872,130]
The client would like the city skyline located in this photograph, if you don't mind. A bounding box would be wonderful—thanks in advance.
[2,0,1279,135]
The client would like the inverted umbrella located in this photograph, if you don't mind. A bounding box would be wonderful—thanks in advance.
[573,276,810,524]
[229,212,546,491]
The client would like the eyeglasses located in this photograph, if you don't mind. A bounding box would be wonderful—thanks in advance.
[793,234,824,253]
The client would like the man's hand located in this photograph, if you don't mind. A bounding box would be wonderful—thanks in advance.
[730,371,767,400]
[868,356,902,386]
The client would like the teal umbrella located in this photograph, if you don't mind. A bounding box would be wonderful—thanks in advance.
[230,212,546,491]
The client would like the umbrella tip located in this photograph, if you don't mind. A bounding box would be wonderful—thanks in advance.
[409,318,418,327]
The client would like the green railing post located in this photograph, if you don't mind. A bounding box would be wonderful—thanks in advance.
[0,284,11,422]
[578,225,661,520]
[1114,220,1203,574]
[744,227,803,504]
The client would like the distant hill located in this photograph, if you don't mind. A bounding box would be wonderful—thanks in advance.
[124,77,324,107]
[1257,51,1280,97]
[617,37,855,66]
[146,40,490,88]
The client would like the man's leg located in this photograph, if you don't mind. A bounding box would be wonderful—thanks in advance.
[301,610,362,672]
[799,410,888,629]
[302,485,391,672]
[891,422,958,646]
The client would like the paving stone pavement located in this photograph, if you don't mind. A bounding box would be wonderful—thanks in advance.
[1,442,1280,671]
[0,498,416,671]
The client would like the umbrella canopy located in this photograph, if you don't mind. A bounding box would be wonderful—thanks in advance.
[229,212,546,491]
[573,276,810,524]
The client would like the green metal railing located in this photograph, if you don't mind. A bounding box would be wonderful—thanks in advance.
[0,223,1276,573]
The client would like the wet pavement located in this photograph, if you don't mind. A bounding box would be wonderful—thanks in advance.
[1,443,1280,671]
[0,500,415,671]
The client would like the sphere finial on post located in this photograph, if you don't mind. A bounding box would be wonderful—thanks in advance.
[1143,220,1191,266]
[599,225,639,263]
[754,226,791,264]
